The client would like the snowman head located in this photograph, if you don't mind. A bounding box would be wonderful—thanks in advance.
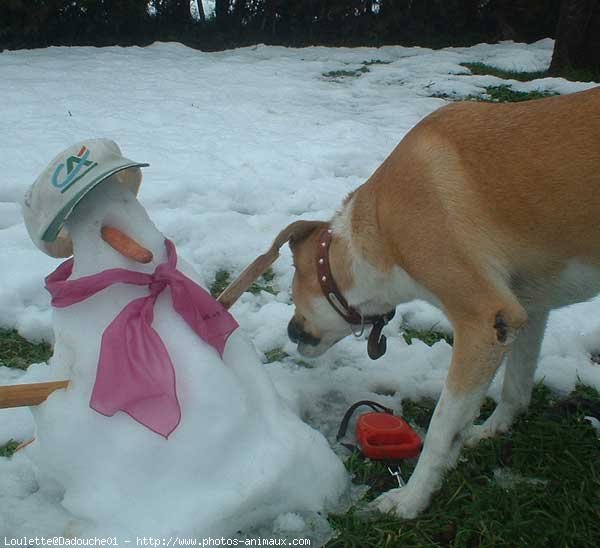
[22,139,148,258]
[64,179,160,268]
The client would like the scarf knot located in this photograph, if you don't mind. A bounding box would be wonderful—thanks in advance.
[149,266,170,295]
[45,239,238,438]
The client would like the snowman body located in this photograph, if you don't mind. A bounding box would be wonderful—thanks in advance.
[27,181,347,538]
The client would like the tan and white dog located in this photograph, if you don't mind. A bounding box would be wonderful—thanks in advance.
[219,85,600,518]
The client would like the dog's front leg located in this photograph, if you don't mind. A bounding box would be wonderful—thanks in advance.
[371,315,516,518]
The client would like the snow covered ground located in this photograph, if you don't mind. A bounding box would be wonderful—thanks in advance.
[1,38,600,541]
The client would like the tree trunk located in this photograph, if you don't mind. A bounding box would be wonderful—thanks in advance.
[231,0,247,29]
[549,0,600,75]
[195,0,206,23]
[492,0,517,41]
[215,0,230,28]
[173,0,191,23]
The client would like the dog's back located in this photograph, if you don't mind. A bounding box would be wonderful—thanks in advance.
[371,86,600,271]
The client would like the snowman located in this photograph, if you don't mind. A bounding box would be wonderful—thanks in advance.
[20,139,348,539]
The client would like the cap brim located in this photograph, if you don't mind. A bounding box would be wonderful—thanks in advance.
[41,162,149,243]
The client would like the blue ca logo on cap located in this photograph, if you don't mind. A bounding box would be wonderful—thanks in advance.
[51,145,98,193]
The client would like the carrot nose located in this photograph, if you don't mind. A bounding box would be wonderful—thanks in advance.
[101,226,153,264]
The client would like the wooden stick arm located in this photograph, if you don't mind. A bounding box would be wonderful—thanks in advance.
[0,380,70,409]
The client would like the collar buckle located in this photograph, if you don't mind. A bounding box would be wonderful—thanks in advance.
[351,314,365,338]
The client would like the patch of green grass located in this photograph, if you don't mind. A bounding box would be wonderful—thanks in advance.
[555,66,600,84]
[460,62,599,84]
[209,268,277,299]
[263,346,314,368]
[323,66,370,80]
[209,270,231,298]
[400,397,438,429]
[461,62,546,82]
[476,85,559,103]
[293,358,314,368]
[264,347,289,363]
[401,328,453,347]
[0,440,19,458]
[322,60,390,82]
[363,59,391,67]
[0,328,52,370]
[572,383,600,401]
[248,268,276,297]
[344,451,399,496]
[328,384,600,547]
[431,85,559,104]
[428,92,456,101]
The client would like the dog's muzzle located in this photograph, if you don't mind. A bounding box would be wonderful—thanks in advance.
[288,318,321,347]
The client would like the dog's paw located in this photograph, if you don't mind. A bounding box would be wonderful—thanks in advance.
[465,408,515,447]
[465,423,494,447]
[367,487,427,520]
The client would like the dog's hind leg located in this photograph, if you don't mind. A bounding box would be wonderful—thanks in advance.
[370,297,527,519]
[466,309,549,446]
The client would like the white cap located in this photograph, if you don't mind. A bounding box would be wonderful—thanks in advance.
[22,139,149,258]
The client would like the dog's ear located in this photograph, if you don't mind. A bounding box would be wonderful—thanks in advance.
[287,220,328,250]
[217,220,327,309]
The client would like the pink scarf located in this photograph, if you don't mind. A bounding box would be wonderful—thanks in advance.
[45,239,238,438]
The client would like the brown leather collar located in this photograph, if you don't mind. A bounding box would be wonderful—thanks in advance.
[316,227,395,360]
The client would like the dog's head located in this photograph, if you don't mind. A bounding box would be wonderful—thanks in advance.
[218,220,354,357]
